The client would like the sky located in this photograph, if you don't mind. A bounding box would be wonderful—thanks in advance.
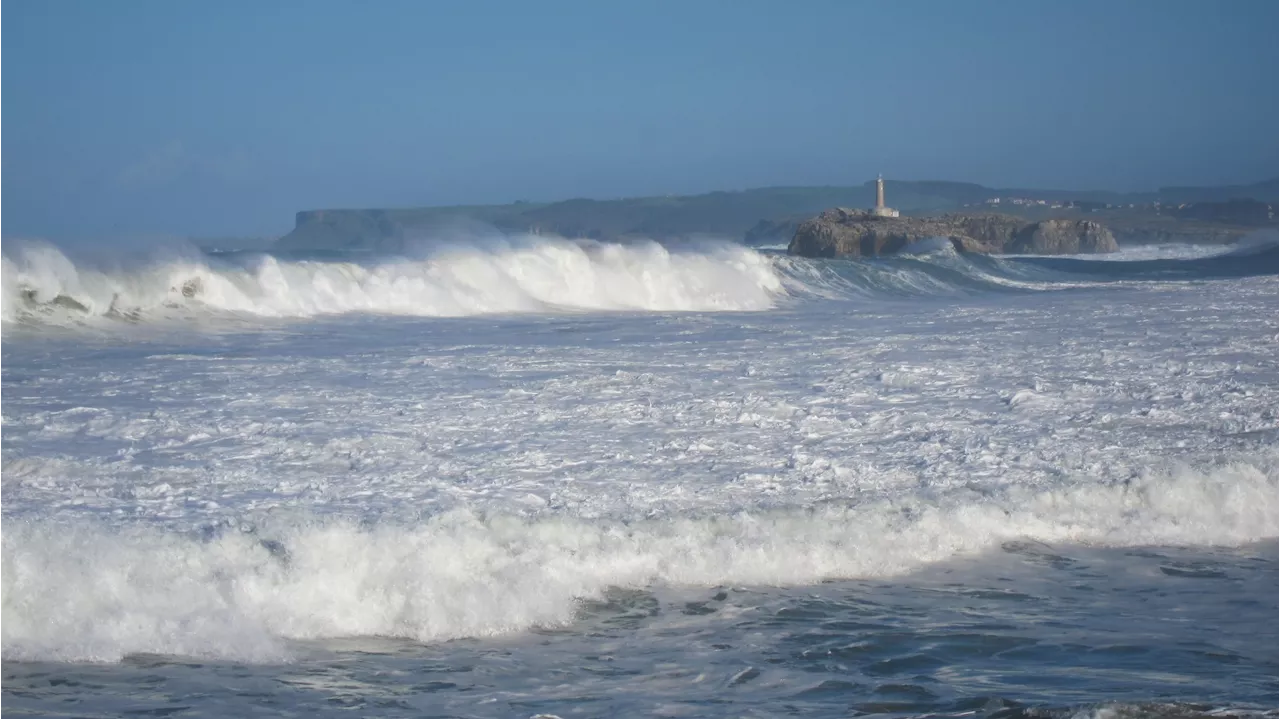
[3,0,1277,239]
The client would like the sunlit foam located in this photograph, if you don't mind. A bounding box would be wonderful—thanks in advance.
[4,460,1274,663]
[1,236,786,325]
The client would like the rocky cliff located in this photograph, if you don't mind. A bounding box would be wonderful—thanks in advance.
[274,187,883,251]
[788,209,1117,258]
[281,210,406,252]
[1009,218,1118,254]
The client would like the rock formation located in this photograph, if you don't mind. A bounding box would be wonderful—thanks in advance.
[788,209,1117,258]
[743,217,804,246]
[278,210,406,252]
[1009,218,1117,254]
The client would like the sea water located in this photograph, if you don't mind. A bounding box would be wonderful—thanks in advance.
[2,235,1277,717]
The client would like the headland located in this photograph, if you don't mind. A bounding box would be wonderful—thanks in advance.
[272,178,1276,256]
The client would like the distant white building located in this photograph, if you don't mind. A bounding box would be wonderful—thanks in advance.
[871,175,900,217]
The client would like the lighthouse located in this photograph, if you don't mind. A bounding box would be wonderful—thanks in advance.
[871,174,900,218]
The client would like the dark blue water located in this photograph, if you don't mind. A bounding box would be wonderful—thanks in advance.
[4,541,1276,718]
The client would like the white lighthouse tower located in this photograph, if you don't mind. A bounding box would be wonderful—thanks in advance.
[871,174,899,218]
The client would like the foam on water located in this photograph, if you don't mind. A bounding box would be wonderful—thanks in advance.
[6,232,1276,330]
[2,227,1276,719]
[4,459,1274,663]
[1,236,785,324]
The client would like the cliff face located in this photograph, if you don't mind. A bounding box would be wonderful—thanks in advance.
[788,210,1117,258]
[274,187,883,251]
[272,182,1269,252]
[743,217,805,246]
[1010,219,1118,254]
[280,210,405,251]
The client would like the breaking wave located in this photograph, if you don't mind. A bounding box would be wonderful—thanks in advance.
[988,231,1279,281]
[775,232,1279,300]
[4,459,1275,663]
[1,236,785,325]
[4,232,1275,329]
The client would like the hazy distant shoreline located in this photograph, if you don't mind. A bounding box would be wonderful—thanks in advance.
[271,178,1277,252]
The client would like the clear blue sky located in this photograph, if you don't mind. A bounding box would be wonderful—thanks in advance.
[4,0,1276,239]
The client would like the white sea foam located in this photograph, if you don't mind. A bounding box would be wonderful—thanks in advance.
[3,460,1274,663]
[3,228,1275,673]
[1087,243,1226,261]
[1,236,785,323]
[894,235,956,256]
[7,233,1273,329]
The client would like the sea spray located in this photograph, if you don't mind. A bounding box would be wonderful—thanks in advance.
[4,459,1274,663]
[2,236,785,324]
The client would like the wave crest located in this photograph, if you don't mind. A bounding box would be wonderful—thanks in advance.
[4,459,1274,663]
[1,236,785,325]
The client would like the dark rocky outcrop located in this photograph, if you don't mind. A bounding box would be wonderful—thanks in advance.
[272,180,1273,252]
[743,217,805,246]
[1009,219,1118,254]
[280,210,407,252]
[788,209,1117,258]
[275,187,881,251]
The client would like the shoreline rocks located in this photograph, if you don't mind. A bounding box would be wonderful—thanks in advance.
[788,209,1118,258]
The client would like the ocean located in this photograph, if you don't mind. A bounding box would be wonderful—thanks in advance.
[2,234,1277,718]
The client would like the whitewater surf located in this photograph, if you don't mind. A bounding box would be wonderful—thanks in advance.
[1,237,785,324]
[4,233,1276,327]
[3,233,1277,717]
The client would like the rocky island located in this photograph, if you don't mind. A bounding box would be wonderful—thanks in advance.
[270,177,1274,254]
[787,208,1118,258]
[787,175,1118,258]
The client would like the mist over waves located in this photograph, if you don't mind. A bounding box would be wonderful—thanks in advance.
[3,226,1276,716]
[3,229,1275,329]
